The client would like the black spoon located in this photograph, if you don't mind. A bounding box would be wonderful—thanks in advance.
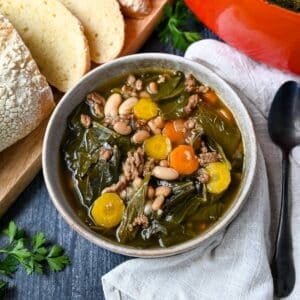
[268,80,300,298]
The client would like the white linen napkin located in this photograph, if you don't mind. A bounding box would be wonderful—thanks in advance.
[102,40,300,300]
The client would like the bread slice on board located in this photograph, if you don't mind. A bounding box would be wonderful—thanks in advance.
[0,13,55,152]
[60,0,125,63]
[0,0,90,92]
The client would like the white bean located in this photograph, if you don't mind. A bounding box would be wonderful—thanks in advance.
[155,186,172,197]
[147,186,155,199]
[104,93,122,117]
[148,119,161,135]
[148,82,158,94]
[151,195,165,211]
[153,116,165,129]
[131,130,150,144]
[152,166,179,180]
[118,97,138,115]
[113,121,132,135]
[159,160,169,167]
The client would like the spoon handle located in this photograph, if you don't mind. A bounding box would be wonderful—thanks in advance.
[271,151,295,297]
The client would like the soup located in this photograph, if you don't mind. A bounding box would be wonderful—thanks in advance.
[61,69,244,248]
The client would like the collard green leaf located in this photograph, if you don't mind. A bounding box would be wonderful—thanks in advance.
[195,104,241,158]
[141,220,167,240]
[165,195,207,224]
[91,122,119,142]
[158,222,191,247]
[159,92,189,120]
[163,181,195,210]
[152,72,184,102]
[117,175,151,243]
[75,176,93,207]
[190,203,225,223]
[74,149,121,207]
[62,106,131,207]
[205,136,232,170]
[68,103,88,132]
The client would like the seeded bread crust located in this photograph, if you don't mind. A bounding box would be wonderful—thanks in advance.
[60,0,125,63]
[0,14,55,152]
[0,0,91,92]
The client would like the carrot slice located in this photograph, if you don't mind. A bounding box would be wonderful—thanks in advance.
[169,145,199,175]
[91,193,125,228]
[203,90,218,105]
[133,98,158,120]
[144,134,171,160]
[206,162,231,194]
[164,119,186,144]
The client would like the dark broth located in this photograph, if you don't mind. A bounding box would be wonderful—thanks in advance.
[61,68,244,249]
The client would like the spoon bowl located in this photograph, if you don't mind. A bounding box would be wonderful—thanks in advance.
[268,81,300,150]
[268,80,300,298]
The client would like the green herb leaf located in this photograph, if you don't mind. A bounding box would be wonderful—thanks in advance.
[0,221,70,292]
[0,256,19,277]
[158,0,202,51]
[0,280,8,291]
[32,232,46,250]
[47,255,70,272]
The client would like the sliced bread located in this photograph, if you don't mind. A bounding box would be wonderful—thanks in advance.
[60,0,125,63]
[0,13,55,152]
[0,0,90,92]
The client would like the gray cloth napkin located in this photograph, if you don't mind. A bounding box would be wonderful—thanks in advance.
[102,40,300,300]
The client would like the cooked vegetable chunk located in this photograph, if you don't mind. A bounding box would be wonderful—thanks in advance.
[164,120,186,144]
[91,193,125,228]
[133,98,158,120]
[170,145,199,175]
[206,162,231,194]
[144,134,171,160]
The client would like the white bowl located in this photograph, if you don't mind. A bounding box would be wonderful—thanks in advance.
[43,53,257,257]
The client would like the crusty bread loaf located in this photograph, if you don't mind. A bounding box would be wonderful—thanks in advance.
[0,0,90,92]
[0,13,55,152]
[60,0,125,63]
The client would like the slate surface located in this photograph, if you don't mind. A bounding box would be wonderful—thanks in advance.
[0,25,217,300]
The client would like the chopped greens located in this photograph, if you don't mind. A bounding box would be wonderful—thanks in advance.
[0,221,70,293]
[117,175,151,243]
[61,68,244,249]
[195,104,241,159]
[157,0,202,51]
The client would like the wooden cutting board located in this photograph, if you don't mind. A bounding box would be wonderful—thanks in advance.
[0,0,168,216]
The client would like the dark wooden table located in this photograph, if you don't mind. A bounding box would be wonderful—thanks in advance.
[1,25,217,300]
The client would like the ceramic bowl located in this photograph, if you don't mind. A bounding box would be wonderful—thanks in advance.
[43,53,257,257]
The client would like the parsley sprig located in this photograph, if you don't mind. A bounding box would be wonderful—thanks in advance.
[158,0,202,51]
[0,221,70,292]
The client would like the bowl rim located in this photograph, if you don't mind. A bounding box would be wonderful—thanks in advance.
[43,53,257,257]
